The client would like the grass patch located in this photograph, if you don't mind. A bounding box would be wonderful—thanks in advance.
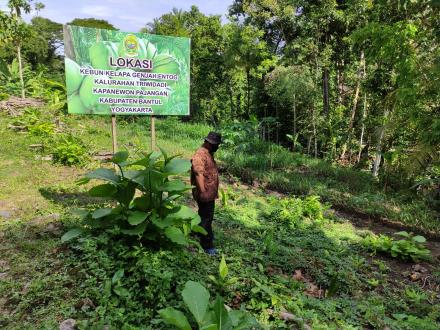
[0,111,439,329]
[220,140,439,234]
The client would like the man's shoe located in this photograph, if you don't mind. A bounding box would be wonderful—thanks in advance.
[205,248,217,256]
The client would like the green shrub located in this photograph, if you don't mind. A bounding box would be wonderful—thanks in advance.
[63,149,206,247]
[208,255,238,294]
[28,121,55,137]
[303,195,329,222]
[51,134,88,166]
[10,107,57,137]
[268,195,329,226]
[362,231,431,262]
[11,107,40,128]
[159,280,260,329]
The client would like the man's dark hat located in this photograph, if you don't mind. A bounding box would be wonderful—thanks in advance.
[205,131,222,145]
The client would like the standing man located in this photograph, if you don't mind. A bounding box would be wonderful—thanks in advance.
[191,131,222,255]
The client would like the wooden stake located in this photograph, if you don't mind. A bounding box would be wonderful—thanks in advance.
[111,115,117,154]
[151,115,156,150]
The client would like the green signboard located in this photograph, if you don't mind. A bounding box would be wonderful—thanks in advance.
[63,25,190,115]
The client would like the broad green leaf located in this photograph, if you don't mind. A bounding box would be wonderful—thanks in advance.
[150,151,162,162]
[219,255,228,280]
[129,156,151,167]
[114,181,136,206]
[121,221,148,236]
[158,307,191,330]
[61,228,83,243]
[412,235,426,243]
[145,169,165,192]
[182,281,210,326]
[208,275,218,284]
[151,170,165,190]
[153,214,175,229]
[229,310,259,329]
[128,211,148,226]
[125,170,144,185]
[200,325,218,330]
[229,310,245,327]
[111,151,129,164]
[192,225,208,235]
[158,180,189,192]
[158,146,168,163]
[88,183,117,197]
[164,158,191,174]
[213,295,232,330]
[163,194,182,203]
[164,227,188,245]
[70,208,89,220]
[191,215,201,228]
[168,205,198,221]
[112,269,124,284]
[133,196,150,211]
[92,208,113,219]
[396,231,409,238]
[139,151,162,167]
[113,286,130,298]
[86,168,120,184]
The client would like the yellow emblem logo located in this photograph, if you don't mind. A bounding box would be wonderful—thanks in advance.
[123,34,139,57]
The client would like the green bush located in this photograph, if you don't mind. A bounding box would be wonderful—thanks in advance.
[267,195,329,226]
[63,150,206,247]
[362,231,431,262]
[11,107,40,128]
[28,121,55,137]
[159,280,259,330]
[51,134,88,166]
[159,255,257,329]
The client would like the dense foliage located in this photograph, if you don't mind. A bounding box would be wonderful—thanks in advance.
[0,1,439,329]
[1,105,439,328]
[64,150,206,247]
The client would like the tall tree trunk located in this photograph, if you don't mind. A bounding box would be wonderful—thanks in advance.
[293,93,296,150]
[322,68,329,115]
[372,108,390,177]
[307,136,312,155]
[229,80,234,119]
[17,44,25,99]
[336,59,345,104]
[246,68,250,117]
[357,93,368,163]
[276,104,279,144]
[340,51,365,160]
[336,64,341,104]
[312,106,318,158]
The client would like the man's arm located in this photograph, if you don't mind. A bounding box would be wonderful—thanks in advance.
[194,173,206,194]
[192,154,207,200]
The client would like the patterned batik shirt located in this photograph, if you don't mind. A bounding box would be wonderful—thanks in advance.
[190,146,219,202]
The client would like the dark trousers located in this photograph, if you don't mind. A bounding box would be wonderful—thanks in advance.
[197,200,215,249]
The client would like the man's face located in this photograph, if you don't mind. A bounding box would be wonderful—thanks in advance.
[210,144,219,153]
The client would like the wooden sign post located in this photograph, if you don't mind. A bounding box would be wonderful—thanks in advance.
[111,115,117,154]
[151,115,156,151]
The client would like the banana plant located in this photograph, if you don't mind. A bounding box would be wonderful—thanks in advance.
[62,149,206,246]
